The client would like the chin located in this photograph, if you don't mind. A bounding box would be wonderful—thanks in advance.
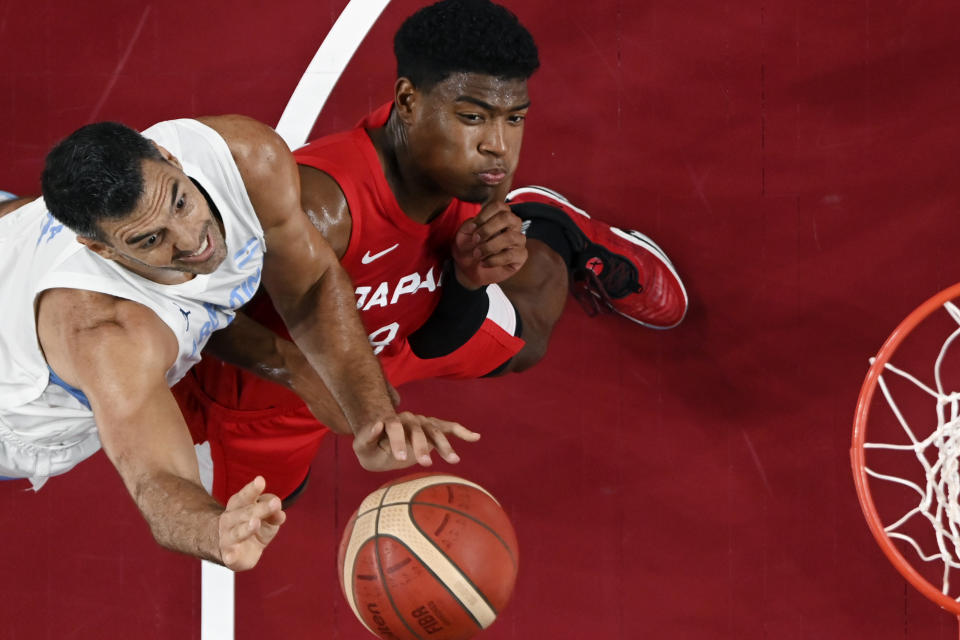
[202,250,229,273]
[180,249,227,275]
[458,185,495,204]
[200,237,228,272]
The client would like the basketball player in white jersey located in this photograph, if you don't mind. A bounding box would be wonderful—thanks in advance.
[0,115,478,571]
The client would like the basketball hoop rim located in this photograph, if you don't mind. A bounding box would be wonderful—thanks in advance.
[852,281,960,615]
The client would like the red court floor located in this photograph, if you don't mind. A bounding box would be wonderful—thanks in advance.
[3,0,960,637]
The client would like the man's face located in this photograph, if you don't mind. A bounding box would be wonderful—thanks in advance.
[405,72,529,203]
[88,156,228,284]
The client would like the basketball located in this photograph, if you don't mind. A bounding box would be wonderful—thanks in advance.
[337,473,519,640]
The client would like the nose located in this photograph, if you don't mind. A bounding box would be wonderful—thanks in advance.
[172,223,204,256]
[478,120,507,157]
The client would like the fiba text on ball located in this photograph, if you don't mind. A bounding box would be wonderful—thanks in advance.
[366,601,451,637]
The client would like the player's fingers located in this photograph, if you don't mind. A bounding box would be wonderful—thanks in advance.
[255,496,286,543]
[423,424,461,464]
[407,420,433,467]
[225,475,266,511]
[474,229,522,258]
[473,201,517,227]
[493,175,514,204]
[472,219,509,243]
[477,254,527,279]
[382,418,409,461]
[230,492,280,526]
[436,419,481,442]
[258,498,286,529]
[249,495,283,522]
[455,218,480,250]
[225,493,283,544]
[477,242,527,267]
[457,217,479,235]
[472,209,518,242]
[256,517,284,547]
[354,420,385,450]
[262,508,287,529]
[476,224,524,251]
[221,510,263,550]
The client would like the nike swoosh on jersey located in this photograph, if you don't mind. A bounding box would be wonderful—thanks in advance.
[361,243,400,264]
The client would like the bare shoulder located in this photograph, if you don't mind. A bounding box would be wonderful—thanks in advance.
[298,165,352,259]
[195,115,299,233]
[38,287,168,328]
[37,288,178,387]
[195,115,289,179]
[0,196,36,219]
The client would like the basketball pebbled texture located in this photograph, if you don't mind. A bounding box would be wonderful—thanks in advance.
[338,473,519,640]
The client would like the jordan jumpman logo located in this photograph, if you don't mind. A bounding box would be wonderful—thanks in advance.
[177,306,191,332]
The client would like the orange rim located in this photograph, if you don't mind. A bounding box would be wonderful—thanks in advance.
[852,281,960,614]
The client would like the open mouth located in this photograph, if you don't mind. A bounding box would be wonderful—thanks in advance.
[178,230,214,263]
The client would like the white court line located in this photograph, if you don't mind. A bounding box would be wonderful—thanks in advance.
[200,2,391,639]
[201,561,235,638]
[275,0,392,150]
[88,6,152,121]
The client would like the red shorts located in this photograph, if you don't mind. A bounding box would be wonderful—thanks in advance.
[173,314,523,504]
[174,358,328,504]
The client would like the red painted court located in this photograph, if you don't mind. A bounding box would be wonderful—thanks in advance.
[3,0,960,637]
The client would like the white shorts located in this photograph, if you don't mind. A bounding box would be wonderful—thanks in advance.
[0,384,101,490]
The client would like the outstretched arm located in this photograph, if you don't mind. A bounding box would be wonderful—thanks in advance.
[205,312,470,470]
[36,289,285,570]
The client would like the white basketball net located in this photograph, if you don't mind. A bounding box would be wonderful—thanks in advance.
[865,300,960,600]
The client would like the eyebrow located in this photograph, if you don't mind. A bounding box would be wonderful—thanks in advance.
[454,95,531,112]
[127,180,178,245]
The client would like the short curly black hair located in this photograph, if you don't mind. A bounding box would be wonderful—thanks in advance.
[394,0,539,90]
[41,122,163,240]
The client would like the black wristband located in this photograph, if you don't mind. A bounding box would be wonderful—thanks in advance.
[408,261,489,359]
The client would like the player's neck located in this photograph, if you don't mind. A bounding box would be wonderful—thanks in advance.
[370,121,451,225]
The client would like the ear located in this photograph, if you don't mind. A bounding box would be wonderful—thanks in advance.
[77,235,119,261]
[394,77,418,125]
[152,142,183,170]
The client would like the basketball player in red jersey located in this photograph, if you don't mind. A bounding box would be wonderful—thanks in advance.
[173,0,688,505]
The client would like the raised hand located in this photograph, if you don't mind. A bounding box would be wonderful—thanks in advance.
[353,412,481,471]
[453,201,527,289]
[217,476,286,571]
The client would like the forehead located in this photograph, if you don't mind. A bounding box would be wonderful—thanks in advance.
[424,72,529,109]
[98,158,180,237]
[128,159,176,214]
[139,157,179,189]
[137,157,188,205]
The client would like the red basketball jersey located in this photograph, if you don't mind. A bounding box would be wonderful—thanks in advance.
[293,103,481,361]
[174,105,522,502]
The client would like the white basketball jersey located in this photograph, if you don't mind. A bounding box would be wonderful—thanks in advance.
[0,119,265,488]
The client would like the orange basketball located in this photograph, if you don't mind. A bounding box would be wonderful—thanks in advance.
[337,473,519,640]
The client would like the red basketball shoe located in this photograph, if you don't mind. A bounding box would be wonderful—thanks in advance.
[506,186,688,329]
